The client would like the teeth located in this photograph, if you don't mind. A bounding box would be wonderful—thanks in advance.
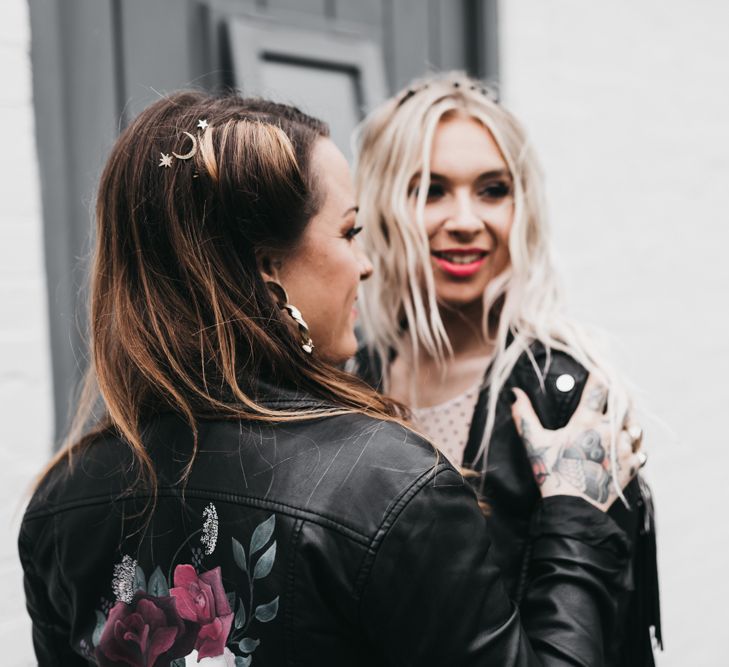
[436,252,484,264]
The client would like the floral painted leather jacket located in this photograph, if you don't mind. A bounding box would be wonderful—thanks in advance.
[20,385,631,666]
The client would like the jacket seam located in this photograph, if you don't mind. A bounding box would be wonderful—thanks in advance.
[27,488,372,546]
[17,537,66,665]
[257,397,336,410]
[284,518,304,667]
[52,513,75,626]
[352,461,452,604]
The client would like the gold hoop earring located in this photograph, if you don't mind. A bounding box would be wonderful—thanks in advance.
[266,281,314,354]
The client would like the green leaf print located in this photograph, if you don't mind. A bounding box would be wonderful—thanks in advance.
[254,596,279,622]
[249,515,275,556]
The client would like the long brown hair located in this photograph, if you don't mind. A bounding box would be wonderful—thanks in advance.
[40,91,404,497]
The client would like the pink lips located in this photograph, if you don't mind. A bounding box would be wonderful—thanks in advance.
[432,248,488,278]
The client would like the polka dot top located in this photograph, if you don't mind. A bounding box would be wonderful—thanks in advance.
[411,382,482,467]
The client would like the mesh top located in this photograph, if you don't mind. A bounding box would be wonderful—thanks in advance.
[411,382,481,467]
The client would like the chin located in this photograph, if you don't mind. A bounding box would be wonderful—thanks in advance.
[437,289,486,310]
[319,335,358,366]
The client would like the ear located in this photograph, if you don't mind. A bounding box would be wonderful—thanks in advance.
[255,247,284,283]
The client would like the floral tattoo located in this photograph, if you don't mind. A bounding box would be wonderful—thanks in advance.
[552,429,612,503]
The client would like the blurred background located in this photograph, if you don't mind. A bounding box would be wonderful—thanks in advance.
[1,0,727,664]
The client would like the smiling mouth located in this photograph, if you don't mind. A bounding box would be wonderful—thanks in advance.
[431,250,489,264]
[431,249,489,278]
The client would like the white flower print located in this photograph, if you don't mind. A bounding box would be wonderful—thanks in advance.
[111,554,137,603]
[201,502,219,555]
[185,647,237,666]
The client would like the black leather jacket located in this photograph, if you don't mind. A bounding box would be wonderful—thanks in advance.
[356,342,662,666]
[20,385,631,666]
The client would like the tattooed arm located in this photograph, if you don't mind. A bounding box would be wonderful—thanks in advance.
[521,419,551,488]
[513,375,641,511]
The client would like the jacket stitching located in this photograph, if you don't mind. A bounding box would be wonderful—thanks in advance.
[352,462,453,603]
[51,513,75,624]
[284,518,303,667]
[18,546,67,664]
[27,488,372,547]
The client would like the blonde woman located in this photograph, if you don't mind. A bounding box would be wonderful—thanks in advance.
[354,72,661,666]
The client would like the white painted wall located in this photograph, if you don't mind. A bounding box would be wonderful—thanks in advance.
[0,1,53,664]
[501,1,729,665]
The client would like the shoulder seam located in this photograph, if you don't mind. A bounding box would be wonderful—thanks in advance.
[353,461,454,602]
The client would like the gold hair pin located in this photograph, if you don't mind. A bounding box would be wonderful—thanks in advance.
[158,119,209,168]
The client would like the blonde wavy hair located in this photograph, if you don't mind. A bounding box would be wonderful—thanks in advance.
[354,71,632,485]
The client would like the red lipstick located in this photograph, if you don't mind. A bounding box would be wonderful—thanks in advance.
[431,248,489,278]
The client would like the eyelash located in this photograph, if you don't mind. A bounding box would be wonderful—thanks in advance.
[426,184,444,199]
[412,181,512,201]
[345,225,363,240]
[478,181,511,200]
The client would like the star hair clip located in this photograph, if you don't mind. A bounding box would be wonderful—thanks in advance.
[396,84,430,108]
[158,118,209,169]
[396,81,498,108]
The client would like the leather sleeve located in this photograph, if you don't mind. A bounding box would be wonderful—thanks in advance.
[520,497,630,666]
[18,517,88,666]
[520,349,662,663]
[358,466,629,666]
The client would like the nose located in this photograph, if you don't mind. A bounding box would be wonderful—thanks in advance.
[443,193,484,238]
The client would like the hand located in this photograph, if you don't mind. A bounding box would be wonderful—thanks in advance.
[511,374,646,511]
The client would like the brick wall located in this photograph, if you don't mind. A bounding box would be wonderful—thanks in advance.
[0,1,53,663]
[501,2,729,664]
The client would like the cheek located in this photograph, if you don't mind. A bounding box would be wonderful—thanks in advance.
[314,250,361,361]
[279,254,323,320]
[491,208,514,255]
[407,197,442,238]
[422,204,446,238]
[290,247,358,326]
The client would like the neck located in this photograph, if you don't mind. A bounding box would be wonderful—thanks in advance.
[437,299,492,358]
[396,300,496,373]
[390,299,495,407]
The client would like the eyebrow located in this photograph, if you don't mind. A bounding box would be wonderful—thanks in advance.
[342,206,359,217]
[428,169,512,182]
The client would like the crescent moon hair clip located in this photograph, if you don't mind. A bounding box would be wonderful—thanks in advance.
[158,119,209,169]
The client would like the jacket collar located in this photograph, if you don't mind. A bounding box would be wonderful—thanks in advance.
[254,378,339,412]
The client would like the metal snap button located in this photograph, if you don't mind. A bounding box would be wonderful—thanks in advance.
[555,373,575,392]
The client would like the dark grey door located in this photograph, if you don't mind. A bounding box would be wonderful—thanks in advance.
[29,0,498,442]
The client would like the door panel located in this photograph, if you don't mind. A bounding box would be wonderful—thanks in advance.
[228,15,387,159]
[31,0,497,442]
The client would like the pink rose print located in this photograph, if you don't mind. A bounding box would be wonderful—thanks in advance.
[96,592,197,667]
[171,565,234,659]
